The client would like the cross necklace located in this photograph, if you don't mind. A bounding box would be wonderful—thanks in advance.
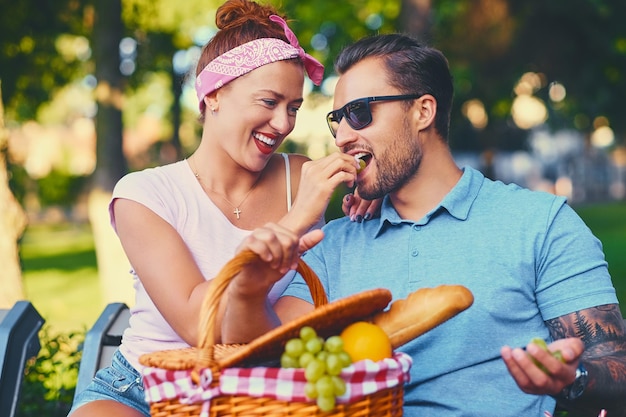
[188,156,259,220]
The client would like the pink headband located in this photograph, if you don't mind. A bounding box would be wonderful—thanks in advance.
[195,15,324,112]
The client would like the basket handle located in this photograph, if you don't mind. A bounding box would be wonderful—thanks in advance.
[195,249,328,370]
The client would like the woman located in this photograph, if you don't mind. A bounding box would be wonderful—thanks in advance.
[68,1,368,416]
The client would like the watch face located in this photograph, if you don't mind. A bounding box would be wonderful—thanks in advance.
[571,379,585,398]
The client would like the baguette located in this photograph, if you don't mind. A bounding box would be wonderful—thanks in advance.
[372,285,474,349]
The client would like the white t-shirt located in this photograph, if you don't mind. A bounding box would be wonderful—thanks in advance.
[109,154,312,370]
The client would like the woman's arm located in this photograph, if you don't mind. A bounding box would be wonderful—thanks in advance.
[112,198,210,345]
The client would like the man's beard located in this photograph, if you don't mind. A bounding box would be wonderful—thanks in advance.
[358,118,422,200]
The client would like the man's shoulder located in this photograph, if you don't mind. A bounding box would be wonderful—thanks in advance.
[482,175,566,208]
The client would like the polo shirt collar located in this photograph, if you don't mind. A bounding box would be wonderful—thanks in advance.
[374,166,484,236]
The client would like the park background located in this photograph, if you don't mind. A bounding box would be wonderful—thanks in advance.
[1,0,626,415]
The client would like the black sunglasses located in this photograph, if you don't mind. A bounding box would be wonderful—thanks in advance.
[326,94,422,137]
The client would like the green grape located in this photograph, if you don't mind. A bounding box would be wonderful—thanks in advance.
[284,338,304,358]
[300,326,317,341]
[316,395,336,412]
[280,352,299,368]
[305,337,323,354]
[304,381,318,399]
[280,326,354,412]
[357,158,366,173]
[324,335,344,353]
[530,337,565,363]
[552,350,565,363]
[304,358,326,382]
[338,351,352,367]
[530,337,548,350]
[331,375,347,396]
[315,375,335,397]
[325,353,343,376]
[527,337,566,374]
[299,351,315,368]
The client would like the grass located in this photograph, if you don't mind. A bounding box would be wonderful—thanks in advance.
[20,222,103,333]
[18,202,626,334]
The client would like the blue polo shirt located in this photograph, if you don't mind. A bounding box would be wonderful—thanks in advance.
[282,166,617,417]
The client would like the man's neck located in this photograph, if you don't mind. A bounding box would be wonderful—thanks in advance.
[390,150,462,221]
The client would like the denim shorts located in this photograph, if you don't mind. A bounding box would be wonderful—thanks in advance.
[69,349,150,417]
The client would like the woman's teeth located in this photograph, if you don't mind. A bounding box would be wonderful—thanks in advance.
[253,132,276,147]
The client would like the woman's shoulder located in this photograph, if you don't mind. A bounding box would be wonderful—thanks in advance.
[114,160,188,194]
[281,152,310,168]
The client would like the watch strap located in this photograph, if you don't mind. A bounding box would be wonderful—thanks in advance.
[562,362,588,401]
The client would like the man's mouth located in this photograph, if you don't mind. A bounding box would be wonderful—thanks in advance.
[354,152,372,172]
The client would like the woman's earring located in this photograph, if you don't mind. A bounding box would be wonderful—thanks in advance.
[204,97,217,115]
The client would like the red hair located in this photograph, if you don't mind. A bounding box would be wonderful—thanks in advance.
[195,0,290,77]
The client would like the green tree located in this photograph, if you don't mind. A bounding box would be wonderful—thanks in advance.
[0,0,92,121]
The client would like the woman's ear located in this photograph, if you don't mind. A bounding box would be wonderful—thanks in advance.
[413,94,437,130]
[204,93,219,112]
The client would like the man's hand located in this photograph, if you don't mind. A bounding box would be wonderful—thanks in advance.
[501,337,584,396]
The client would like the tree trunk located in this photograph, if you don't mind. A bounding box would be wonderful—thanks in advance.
[0,80,28,309]
[399,0,433,40]
[89,0,134,307]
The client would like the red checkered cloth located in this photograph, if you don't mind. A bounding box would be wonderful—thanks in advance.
[142,352,412,417]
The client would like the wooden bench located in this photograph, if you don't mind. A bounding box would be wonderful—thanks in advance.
[0,301,45,417]
[75,302,130,395]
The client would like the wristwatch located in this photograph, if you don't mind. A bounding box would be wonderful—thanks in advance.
[562,362,588,401]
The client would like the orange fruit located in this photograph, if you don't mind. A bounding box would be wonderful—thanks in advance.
[340,321,392,362]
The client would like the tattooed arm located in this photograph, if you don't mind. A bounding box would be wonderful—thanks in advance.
[548,304,626,417]
[501,304,626,417]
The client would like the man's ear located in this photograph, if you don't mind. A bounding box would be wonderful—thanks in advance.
[413,94,437,130]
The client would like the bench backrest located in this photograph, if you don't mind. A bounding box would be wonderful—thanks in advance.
[75,302,130,395]
[0,301,45,417]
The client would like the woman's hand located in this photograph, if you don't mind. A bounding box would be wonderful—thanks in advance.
[231,223,324,298]
[342,189,382,222]
[220,223,323,343]
[282,152,361,234]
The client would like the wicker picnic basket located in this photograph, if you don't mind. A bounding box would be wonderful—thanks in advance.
[139,249,407,417]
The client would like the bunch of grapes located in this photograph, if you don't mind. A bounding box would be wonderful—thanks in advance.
[281,326,353,412]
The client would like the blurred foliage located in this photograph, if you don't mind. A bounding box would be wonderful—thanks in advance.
[18,326,84,417]
[37,170,89,207]
[278,0,401,75]
[2,0,625,155]
[0,0,93,121]
[439,0,626,151]
[8,163,88,209]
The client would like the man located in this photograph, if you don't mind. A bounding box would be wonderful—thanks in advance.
[223,34,626,416]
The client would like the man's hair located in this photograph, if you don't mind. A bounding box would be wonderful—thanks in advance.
[334,34,454,140]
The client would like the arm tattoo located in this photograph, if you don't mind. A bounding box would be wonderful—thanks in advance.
[546,304,626,416]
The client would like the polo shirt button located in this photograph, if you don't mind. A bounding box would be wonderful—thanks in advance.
[412,225,421,231]
[411,249,419,257]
